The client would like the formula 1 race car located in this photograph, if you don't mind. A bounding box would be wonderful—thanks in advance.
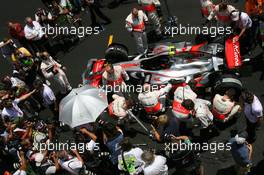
[82,35,244,94]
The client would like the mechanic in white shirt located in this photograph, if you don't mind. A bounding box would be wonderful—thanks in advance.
[138,0,162,36]
[138,83,172,116]
[207,2,236,25]
[194,98,214,129]
[242,90,263,143]
[200,0,215,18]
[141,150,168,175]
[212,88,241,123]
[172,80,197,121]
[102,63,130,94]
[33,80,58,117]
[24,17,47,52]
[230,11,253,44]
[118,137,144,175]
[1,89,36,124]
[108,94,131,119]
[125,8,149,54]
[173,80,197,103]
[39,51,72,94]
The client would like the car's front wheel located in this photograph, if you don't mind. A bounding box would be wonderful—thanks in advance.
[105,43,129,63]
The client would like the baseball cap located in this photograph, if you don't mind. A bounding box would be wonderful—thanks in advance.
[34,153,44,167]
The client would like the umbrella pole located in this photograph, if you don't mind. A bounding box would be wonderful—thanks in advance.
[127,110,150,134]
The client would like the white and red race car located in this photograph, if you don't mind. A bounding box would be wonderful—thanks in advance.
[82,35,243,93]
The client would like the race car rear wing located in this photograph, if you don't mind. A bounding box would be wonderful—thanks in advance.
[225,35,242,69]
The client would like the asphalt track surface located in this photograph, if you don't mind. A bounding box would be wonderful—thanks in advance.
[1,0,264,175]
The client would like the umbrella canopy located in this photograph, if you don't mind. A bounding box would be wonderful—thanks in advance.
[59,85,108,128]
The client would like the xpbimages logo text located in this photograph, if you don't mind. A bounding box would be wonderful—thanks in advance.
[164,24,232,37]
[164,141,231,154]
[42,26,101,38]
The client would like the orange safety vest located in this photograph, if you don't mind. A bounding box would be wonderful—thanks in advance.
[172,100,191,119]
[144,101,162,114]
[142,4,156,12]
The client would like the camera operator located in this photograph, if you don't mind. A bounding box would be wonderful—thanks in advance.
[39,51,72,94]
[165,135,204,175]
[118,137,144,175]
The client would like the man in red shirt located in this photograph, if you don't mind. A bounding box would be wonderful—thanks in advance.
[7,22,34,54]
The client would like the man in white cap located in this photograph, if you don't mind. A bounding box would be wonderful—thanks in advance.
[230,10,252,43]
[125,8,149,54]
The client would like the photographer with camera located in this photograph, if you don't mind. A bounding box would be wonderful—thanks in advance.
[150,114,180,143]
[118,137,144,175]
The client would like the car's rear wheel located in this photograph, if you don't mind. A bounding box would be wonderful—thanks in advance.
[105,43,129,63]
[213,74,243,100]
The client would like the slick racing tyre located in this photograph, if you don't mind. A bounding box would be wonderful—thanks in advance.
[105,43,129,63]
[213,74,242,100]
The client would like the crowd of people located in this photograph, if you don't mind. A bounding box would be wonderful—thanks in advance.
[0,0,264,175]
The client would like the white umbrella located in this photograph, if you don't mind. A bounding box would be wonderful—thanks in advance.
[59,85,108,128]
